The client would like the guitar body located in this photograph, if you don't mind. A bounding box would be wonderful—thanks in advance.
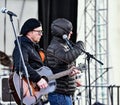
[9,66,56,105]
[9,64,85,105]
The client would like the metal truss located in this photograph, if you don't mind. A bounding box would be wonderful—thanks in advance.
[75,0,110,105]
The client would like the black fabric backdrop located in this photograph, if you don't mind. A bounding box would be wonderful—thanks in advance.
[38,0,78,50]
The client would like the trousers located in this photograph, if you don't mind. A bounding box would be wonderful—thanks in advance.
[48,93,73,105]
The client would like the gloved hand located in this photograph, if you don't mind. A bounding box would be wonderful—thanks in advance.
[75,41,85,52]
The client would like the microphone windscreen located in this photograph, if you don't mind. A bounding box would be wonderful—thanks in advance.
[1,7,6,13]
[62,34,67,39]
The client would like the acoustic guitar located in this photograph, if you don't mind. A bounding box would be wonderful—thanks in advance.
[9,65,86,105]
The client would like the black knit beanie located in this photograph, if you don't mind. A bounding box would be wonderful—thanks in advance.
[20,18,42,35]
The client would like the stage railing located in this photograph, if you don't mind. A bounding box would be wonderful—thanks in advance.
[108,85,120,105]
[73,85,120,105]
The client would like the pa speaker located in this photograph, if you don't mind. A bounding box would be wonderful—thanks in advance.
[0,76,16,104]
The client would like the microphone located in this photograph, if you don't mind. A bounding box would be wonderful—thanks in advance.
[1,7,17,17]
[62,34,73,49]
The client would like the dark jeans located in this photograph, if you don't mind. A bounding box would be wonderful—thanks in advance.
[48,93,73,105]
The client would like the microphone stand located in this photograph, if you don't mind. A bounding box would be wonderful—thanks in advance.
[8,14,33,105]
[70,41,103,105]
[82,49,103,105]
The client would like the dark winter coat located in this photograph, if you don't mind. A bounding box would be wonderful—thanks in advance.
[46,36,84,95]
[12,36,44,83]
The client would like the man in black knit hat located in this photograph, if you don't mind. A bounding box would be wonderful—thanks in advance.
[12,18,48,105]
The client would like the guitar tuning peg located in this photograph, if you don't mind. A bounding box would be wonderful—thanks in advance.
[78,63,87,72]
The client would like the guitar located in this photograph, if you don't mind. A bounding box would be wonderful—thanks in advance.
[9,64,86,105]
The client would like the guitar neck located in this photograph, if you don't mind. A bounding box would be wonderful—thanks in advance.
[47,64,87,81]
[48,69,71,81]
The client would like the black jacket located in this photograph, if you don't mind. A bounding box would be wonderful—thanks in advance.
[46,36,84,95]
[12,36,43,83]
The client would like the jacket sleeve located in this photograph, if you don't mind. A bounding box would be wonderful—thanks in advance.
[55,41,85,64]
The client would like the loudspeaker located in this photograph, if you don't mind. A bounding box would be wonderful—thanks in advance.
[0,76,16,104]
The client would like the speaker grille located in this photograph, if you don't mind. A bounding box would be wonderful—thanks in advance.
[1,76,15,104]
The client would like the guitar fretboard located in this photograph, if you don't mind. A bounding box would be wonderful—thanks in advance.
[48,69,71,81]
